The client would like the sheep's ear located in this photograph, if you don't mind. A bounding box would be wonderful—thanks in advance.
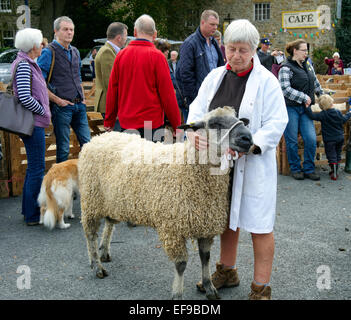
[239,118,250,126]
[178,121,206,131]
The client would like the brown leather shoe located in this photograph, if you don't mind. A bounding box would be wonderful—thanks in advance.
[196,262,240,293]
[26,221,40,226]
[248,281,272,300]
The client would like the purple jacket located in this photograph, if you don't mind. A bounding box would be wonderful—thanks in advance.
[11,51,51,128]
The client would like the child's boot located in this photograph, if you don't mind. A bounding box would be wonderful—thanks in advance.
[330,163,338,180]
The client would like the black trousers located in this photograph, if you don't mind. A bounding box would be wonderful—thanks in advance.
[324,138,344,164]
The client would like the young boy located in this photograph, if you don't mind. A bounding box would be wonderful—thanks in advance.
[305,94,351,180]
[331,61,343,75]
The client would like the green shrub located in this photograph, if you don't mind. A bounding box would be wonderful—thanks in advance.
[312,45,338,75]
[78,48,91,59]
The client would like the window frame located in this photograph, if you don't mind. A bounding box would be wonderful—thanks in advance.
[0,0,12,13]
[254,3,271,22]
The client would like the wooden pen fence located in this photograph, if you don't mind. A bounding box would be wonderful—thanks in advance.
[0,81,100,197]
[278,74,351,175]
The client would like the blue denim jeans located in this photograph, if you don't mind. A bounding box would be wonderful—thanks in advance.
[51,103,91,163]
[284,106,317,173]
[21,126,46,223]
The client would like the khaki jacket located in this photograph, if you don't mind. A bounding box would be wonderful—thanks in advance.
[94,42,117,113]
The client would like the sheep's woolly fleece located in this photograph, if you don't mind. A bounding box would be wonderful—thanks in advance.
[79,120,231,261]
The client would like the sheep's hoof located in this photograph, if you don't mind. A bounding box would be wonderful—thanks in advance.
[171,294,183,300]
[100,254,111,263]
[206,290,221,300]
[96,268,108,279]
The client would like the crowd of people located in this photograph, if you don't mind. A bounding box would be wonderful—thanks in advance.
[5,8,350,301]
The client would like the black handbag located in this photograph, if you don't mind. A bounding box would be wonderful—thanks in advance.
[0,60,34,136]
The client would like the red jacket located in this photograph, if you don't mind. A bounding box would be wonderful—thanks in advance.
[104,40,181,131]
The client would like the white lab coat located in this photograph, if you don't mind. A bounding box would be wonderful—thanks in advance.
[187,54,288,233]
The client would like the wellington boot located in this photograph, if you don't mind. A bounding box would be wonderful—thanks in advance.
[330,163,338,180]
[345,151,351,173]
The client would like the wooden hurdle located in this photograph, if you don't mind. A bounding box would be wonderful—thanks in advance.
[0,112,105,197]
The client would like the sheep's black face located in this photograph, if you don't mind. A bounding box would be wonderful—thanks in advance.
[208,116,253,153]
[229,119,253,153]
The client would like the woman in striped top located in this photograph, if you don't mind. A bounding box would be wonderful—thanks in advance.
[11,28,51,226]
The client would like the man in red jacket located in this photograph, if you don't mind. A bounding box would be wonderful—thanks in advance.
[104,14,181,141]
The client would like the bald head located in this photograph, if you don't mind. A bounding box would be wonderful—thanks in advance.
[134,14,157,39]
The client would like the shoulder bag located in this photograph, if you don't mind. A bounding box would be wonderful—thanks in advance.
[0,60,35,136]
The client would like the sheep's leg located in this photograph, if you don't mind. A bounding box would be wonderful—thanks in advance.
[84,217,108,279]
[172,260,187,300]
[198,237,220,300]
[99,217,117,262]
[159,232,188,299]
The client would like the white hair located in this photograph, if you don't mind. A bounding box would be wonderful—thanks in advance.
[333,52,340,58]
[223,19,259,51]
[134,14,156,36]
[15,28,43,53]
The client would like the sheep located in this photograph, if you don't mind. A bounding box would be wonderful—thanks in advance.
[78,106,253,300]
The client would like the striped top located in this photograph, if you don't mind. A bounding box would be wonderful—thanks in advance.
[15,61,45,116]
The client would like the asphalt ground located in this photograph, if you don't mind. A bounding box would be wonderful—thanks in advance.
[0,164,350,306]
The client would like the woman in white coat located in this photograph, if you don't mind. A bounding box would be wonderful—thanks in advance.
[188,19,288,299]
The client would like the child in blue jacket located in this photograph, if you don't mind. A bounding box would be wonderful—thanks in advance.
[305,94,351,180]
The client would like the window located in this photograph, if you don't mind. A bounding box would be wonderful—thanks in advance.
[2,30,15,47]
[0,0,12,13]
[254,3,270,21]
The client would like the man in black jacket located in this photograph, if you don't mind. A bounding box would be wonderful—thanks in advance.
[257,38,283,72]
[176,9,224,116]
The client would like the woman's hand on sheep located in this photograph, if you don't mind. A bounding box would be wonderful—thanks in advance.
[104,126,113,132]
[187,131,208,150]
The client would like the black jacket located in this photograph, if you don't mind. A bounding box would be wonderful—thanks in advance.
[305,107,351,142]
[176,27,224,105]
[283,57,316,107]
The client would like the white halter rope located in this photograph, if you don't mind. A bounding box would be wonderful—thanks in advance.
[218,119,244,146]
[217,120,245,170]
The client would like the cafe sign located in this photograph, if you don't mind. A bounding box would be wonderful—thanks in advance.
[282,10,319,29]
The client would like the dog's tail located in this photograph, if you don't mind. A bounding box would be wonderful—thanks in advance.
[43,209,56,230]
[42,181,60,230]
[37,182,46,208]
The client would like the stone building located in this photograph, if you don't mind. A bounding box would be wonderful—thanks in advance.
[0,0,340,52]
[214,0,339,52]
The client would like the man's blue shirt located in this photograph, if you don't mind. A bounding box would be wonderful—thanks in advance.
[37,40,82,81]
[204,38,219,72]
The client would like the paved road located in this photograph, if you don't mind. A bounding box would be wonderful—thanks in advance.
[0,165,350,301]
